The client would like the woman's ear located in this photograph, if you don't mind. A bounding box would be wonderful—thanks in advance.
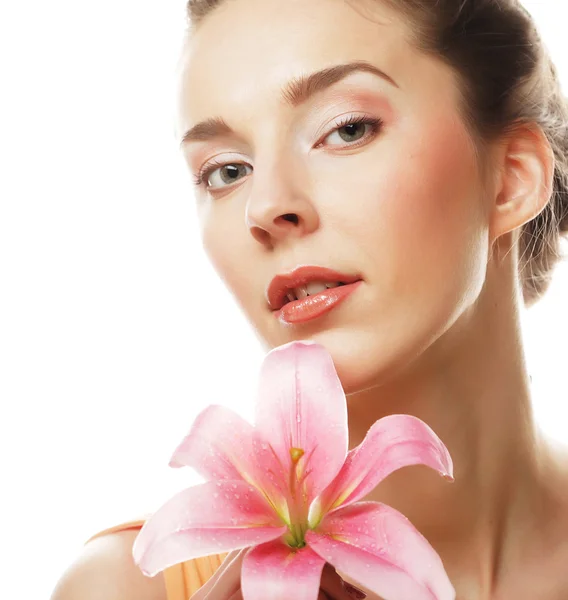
[488,122,555,247]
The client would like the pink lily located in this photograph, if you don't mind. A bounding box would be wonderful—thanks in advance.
[133,340,455,600]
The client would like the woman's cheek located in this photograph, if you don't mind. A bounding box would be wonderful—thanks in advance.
[371,127,484,303]
[201,214,251,298]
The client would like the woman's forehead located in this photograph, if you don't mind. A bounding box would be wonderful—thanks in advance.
[178,0,407,96]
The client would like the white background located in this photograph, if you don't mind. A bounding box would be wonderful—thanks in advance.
[1,1,567,598]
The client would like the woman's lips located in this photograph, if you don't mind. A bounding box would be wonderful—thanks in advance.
[267,266,362,310]
[274,280,363,324]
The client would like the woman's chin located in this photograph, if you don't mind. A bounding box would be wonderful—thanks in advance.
[259,313,438,395]
[285,328,413,395]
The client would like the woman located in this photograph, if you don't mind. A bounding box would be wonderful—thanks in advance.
[50,0,568,598]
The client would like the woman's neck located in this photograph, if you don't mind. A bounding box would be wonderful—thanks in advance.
[344,259,567,598]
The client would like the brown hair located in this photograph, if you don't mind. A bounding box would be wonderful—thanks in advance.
[185,0,568,307]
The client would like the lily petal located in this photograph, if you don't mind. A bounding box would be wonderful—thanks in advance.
[316,414,453,516]
[168,404,257,482]
[254,341,348,504]
[307,501,455,600]
[241,539,326,600]
[168,403,299,523]
[133,480,287,577]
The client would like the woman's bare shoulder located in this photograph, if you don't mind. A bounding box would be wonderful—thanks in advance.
[50,529,167,600]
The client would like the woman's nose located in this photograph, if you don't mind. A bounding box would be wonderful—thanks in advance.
[244,166,320,247]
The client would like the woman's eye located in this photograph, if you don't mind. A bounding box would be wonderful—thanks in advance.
[193,116,382,191]
[324,121,371,145]
[193,162,252,190]
[320,116,383,147]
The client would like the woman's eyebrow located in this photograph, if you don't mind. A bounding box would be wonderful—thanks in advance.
[179,60,398,149]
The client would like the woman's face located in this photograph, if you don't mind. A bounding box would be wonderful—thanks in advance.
[176,0,491,393]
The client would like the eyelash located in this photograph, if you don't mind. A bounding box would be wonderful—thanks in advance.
[191,114,384,189]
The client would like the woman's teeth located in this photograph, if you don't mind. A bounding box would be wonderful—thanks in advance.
[285,281,345,303]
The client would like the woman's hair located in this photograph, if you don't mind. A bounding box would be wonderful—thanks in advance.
[185,0,568,307]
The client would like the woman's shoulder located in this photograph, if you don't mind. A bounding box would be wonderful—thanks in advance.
[50,519,166,600]
[50,516,229,600]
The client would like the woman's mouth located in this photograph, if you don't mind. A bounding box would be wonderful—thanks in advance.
[274,280,363,325]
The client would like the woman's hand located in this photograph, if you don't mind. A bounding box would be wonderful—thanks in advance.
[189,549,373,599]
